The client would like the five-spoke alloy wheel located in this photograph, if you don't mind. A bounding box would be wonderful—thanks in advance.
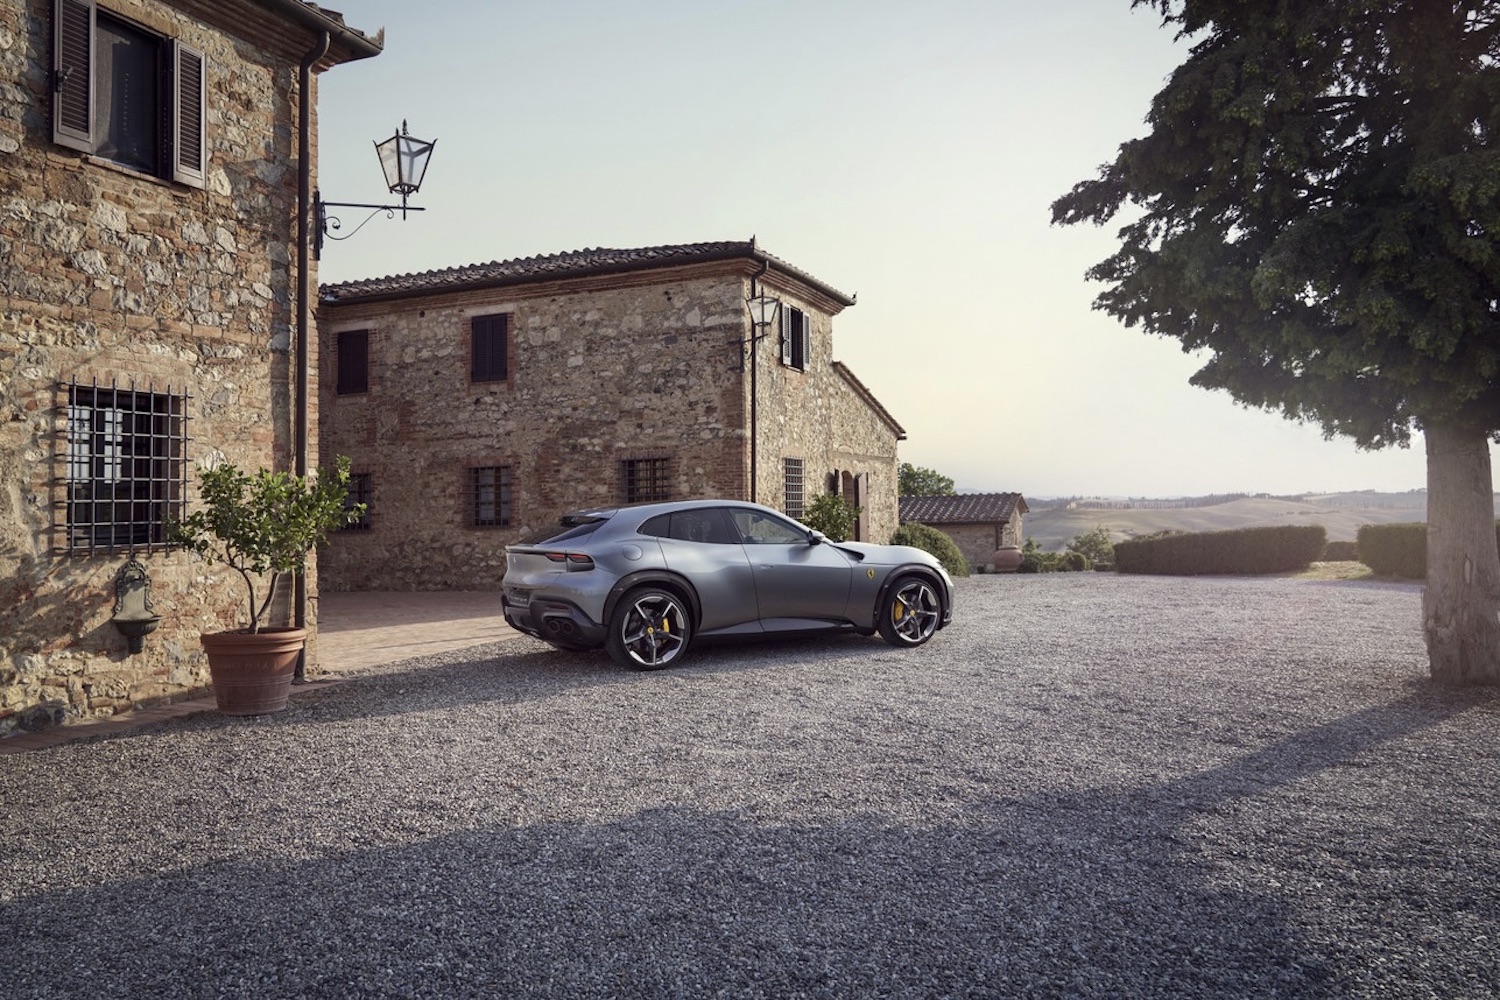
[877,575,941,648]
[606,587,693,670]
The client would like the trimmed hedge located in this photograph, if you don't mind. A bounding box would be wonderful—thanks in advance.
[1356,521,1500,579]
[1114,525,1327,576]
[890,522,970,578]
[1357,523,1426,578]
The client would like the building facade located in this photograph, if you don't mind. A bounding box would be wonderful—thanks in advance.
[900,493,1029,572]
[317,241,907,590]
[0,0,380,735]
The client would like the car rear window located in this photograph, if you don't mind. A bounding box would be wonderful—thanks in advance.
[519,514,610,546]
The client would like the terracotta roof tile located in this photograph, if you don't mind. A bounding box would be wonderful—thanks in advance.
[320,240,855,306]
[900,493,1028,525]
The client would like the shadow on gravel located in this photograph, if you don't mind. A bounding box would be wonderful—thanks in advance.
[141,633,901,736]
[7,690,1496,999]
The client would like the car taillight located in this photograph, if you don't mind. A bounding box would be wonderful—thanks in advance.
[544,552,594,571]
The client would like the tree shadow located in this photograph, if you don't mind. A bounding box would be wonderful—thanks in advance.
[4,686,1495,997]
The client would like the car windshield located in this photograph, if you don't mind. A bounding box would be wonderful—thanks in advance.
[519,514,610,546]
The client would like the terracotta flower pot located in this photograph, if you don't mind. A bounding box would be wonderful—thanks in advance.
[991,546,1024,573]
[200,627,307,716]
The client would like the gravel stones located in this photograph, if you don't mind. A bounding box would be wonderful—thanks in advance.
[2,574,1498,998]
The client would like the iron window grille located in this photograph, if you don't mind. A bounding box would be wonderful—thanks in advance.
[467,465,513,527]
[622,457,672,504]
[336,329,369,395]
[51,0,206,188]
[784,457,806,519]
[341,472,372,531]
[471,314,509,383]
[59,377,189,554]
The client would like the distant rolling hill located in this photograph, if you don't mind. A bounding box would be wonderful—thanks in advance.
[1021,492,1448,551]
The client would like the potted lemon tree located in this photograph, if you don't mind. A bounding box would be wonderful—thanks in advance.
[170,456,362,715]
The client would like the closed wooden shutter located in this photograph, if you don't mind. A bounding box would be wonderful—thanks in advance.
[52,0,93,152]
[471,314,508,382]
[172,41,206,188]
[337,330,369,395]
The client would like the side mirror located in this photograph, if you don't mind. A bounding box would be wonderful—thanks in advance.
[808,529,827,546]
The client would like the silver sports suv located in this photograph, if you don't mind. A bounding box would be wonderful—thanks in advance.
[503,499,955,670]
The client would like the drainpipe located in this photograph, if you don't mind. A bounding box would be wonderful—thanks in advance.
[293,32,330,680]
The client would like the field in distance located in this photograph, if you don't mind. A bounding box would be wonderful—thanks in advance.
[1020,491,1466,552]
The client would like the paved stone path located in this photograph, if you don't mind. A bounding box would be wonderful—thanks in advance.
[0,591,514,754]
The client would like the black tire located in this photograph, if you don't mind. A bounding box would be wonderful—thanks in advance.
[605,587,693,670]
[877,575,941,648]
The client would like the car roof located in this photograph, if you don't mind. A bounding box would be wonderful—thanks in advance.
[561,498,777,521]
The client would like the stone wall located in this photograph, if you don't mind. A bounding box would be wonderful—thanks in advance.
[318,272,753,589]
[753,285,900,542]
[928,516,1024,571]
[318,265,903,589]
[0,0,322,734]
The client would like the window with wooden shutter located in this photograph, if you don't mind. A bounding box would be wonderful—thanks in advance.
[52,0,94,152]
[336,330,369,395]
[50,0,208,189]
[173,42,206,188]
[781,307,808,371]
[471,314,509,383]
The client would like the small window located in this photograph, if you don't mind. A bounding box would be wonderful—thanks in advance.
[336,330,368,395]
[471,314,509,383]
[783,458,805,519]
[780,307,809,371]
[622,457,671,504]
[467,465,513,527]
[52,0,207,188]
[341,473,372,531]
[61,379,189,553]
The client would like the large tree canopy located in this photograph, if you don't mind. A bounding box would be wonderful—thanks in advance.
[1053,1,1500,683]
[899,463,957,497]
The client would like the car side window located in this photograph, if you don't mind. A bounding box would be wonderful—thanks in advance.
[640,510,736,544]
[639,513,672,538]
[731,509,809,545]
[670,509,736,544]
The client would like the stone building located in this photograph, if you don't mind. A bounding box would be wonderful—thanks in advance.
[0,0,381,735]
[900,493,1029,572]
[316,241,907,590]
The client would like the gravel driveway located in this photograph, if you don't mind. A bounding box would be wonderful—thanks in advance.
[3,573,1498,999]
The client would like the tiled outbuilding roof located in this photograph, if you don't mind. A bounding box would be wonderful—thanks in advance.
[320,239,856,307]
[900,493,1028,525]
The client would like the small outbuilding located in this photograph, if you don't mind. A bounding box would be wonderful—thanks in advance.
[899,493,1029,573]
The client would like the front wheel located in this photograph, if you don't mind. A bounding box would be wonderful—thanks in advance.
[877,576,941,648]
[606,587,693,670]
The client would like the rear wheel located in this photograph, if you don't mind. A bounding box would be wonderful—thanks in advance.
[606,587,693,670]
[877,575,941,648]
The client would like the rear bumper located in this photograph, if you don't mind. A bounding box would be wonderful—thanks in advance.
[503,595,607,648]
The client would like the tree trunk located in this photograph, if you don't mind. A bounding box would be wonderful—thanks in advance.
[1422,422,1500,685]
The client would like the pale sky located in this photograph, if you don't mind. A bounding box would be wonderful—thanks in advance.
[313,0,1482,498]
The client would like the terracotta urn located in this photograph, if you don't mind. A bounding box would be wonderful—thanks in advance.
[991,546,1023,573]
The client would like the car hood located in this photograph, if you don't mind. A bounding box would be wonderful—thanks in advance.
[833,541,938,567]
